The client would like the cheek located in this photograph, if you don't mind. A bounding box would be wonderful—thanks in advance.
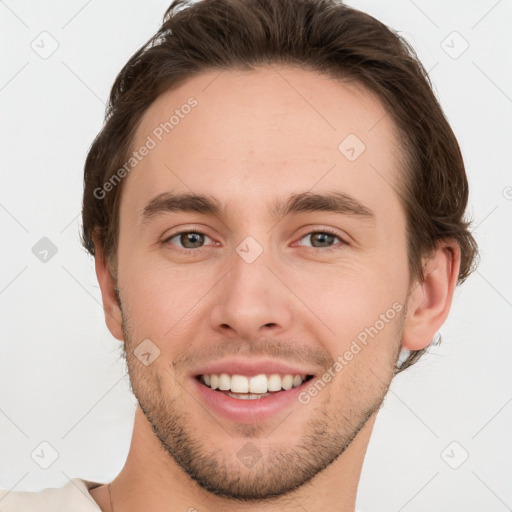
[286,258,407,386]
[119,254,216,341]
[287,258,404,333]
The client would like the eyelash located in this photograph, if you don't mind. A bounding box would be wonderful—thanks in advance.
[162,228,347,254]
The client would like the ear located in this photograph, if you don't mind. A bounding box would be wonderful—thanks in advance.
[402,239,461,351]
[94,236,124,341]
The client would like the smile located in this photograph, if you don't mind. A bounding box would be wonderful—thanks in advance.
[192,371,316,423]
[197,373,314,399]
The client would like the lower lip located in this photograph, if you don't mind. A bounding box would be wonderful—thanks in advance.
[191,377,312,423]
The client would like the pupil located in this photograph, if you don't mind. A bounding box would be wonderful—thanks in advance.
[182,232,203,248]
[313,233,334,247]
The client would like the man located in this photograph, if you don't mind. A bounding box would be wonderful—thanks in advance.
[0,0,477,510]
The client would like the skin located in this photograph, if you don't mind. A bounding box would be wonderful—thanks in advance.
[90,66,460,511]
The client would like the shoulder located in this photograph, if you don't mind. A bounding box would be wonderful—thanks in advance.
[0,478,104,512]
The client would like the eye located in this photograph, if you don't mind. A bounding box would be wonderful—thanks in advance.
[297,230,346,252]
[162,229,347,253]
[163,230,214,250]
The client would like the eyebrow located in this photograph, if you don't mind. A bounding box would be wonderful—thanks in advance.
[140,191,375,224]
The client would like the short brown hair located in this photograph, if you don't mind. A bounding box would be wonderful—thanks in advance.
[81,0,478,373]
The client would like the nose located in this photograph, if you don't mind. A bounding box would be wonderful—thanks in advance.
[209,248,293,340]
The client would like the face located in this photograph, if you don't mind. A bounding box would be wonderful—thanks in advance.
[114,66,411,500]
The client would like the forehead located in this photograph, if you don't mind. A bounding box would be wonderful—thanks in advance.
[122,66,403,224]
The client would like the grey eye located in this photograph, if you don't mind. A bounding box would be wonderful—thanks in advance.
[300,232,341,248]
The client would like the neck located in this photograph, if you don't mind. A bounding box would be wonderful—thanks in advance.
[95,406,375,512]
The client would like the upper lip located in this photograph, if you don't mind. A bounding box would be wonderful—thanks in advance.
[191,358,318,378]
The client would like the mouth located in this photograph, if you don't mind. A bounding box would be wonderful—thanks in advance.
[195,373,315,400]
[190,358,321,422]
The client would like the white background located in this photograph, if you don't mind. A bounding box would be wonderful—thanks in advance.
[0,1,511,511]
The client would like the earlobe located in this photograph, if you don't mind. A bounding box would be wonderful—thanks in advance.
[93,237,124,341]
[401,241,461,351]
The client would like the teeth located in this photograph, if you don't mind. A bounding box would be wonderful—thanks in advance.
[218,373,230,391]
[267,374,282,391]
[200,373,309,393]
[231,374,249,393]
[281,375,293,390]
[292,375,303,387]
[226,392,270,400]
[249,374,267,393]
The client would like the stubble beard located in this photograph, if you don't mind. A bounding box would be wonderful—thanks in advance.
[119,304,403,502]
